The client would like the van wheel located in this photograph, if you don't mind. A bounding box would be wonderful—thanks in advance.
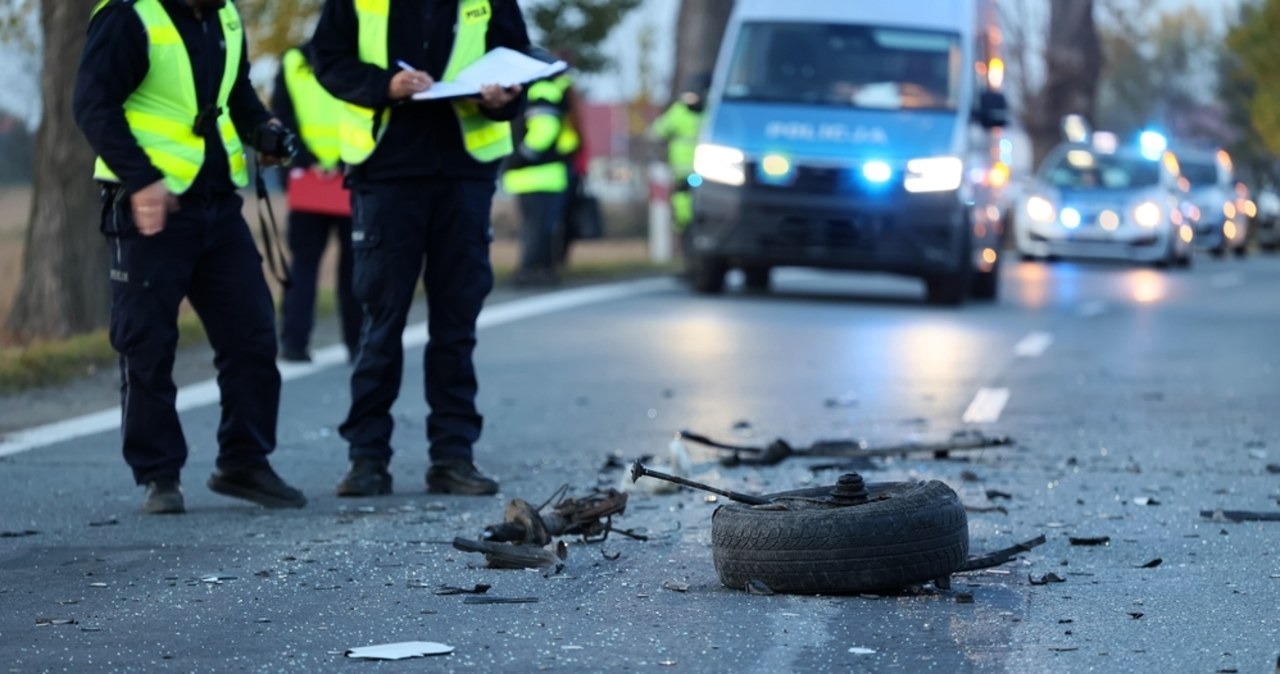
[743,266,771,293]
[711,480,969,594]
[690,254,727,294]
[970,263,999,301]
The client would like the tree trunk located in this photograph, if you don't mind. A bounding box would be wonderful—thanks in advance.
[7,0,108,340]
[1029,0,1103,166]
[670,0,734,102]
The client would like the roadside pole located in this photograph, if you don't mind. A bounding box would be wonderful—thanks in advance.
[648,161,673,263]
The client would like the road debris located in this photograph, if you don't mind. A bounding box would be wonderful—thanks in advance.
[965,504,1008,515]
[622,436,692,495]
[481,487,632,545]
[1132,496,1160,506]
[679,428,1013,467]
[985,489,1013,501]
[0,530,38,538]
[1030,572,1066,585]
[345,641,454,660]
[958,534,1047,572]
[1202,509,1280,523]
[87,517,119,527]
[35,618,77,626]
[452,538,568,570]
[462,596,538,605]
[1136,558,1163,569]
[745,579,774,596]
[848,647,876,655]
[1068,536,1111,546]
[662,580,690,593]
[630,461,769,505]
[433,584,490,595]
[1128,612,1144,619]
[954,592,975,604]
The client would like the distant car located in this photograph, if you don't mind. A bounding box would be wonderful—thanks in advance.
[1254,186,1280,252]
[1177,149,1247,257]
[1012,140,1194,268]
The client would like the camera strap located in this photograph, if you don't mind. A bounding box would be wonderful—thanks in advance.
[254,163,293,289]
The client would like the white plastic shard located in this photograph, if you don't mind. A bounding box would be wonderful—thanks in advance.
[345,642,454,660]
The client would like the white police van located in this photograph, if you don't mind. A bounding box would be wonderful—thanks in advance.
[688,0,1011,304]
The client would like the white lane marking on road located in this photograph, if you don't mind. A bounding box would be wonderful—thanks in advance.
[1209,272,1244,289]
[1014,331,1053,358]
[962,387,1010,424]
[0,278,676,458]
[1078,301,1107,317]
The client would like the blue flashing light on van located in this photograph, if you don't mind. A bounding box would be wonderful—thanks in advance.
[685,0,1011,304]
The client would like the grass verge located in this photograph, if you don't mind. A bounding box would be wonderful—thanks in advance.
[0,258,677,394]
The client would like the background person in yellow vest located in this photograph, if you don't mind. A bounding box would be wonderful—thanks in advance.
[650,74,709,259]
[312,0,528,497]
[504,72,571,286]
[271,43,361,364]
[73,0,306,514]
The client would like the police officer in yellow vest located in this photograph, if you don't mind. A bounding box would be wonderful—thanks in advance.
[505,70,575,285]
[651,76,708,252]
[73,0,307,514]
[271,43,361,364]
[312,0,528,497]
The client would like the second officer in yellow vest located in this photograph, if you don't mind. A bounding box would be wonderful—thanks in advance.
[73,0,306,514]
[504,72,575,285]
[272,43,361,364]
[311,0,529,497]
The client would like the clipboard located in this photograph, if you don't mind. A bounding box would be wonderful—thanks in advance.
[286,167,351,217]
[410,47,567,101]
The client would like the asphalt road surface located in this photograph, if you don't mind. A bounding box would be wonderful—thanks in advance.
[2,254,1279,673]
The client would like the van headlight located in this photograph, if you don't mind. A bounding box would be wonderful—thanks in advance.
[904,156,963,193]
[693,144,745,186]
[1133,201,1162,228]
[1026,196,1056,223]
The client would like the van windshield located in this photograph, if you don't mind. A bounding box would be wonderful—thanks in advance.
[1179,161,1219,187]
[722,22,961,110]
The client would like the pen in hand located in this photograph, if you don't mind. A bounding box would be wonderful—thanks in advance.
[390,60,433,100]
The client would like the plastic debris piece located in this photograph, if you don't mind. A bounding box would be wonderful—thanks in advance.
[88,583,108,588]
[433,584,490,595]
[1128,612,1144,619]
[1068,536,1110,546]
[746,579,774,596]
[1049,646,1079,652]
[659,659,677,666]
[1029,572,1066,585]
[88,518,119,527]
[1202,509,1280,523]
[461,596,537,605]
[35,618,77,626]
[985,489,1013,501]
[345,642,454,660]
[848,647,876,655]
[955,592,975,604]
[601,550,621,561]
[0,530,38,538]
[1132,497,1159,506]
[1136,558,1162,569]
[662,580,689,593]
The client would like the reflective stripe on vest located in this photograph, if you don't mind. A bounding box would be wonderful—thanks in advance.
[551,74,579,157]
[342,0,513,166]
[502,79,567,194]
[92,0,248,193]
[282,47,343,170]
[502,161,568,194]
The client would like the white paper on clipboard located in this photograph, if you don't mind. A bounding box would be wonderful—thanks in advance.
[411,47,567,101]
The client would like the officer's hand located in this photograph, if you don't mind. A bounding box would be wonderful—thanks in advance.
[130,180,179,236]
[477,83,521,110]
[389,70,433,100]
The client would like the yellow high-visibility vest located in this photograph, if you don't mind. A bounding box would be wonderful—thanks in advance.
[91,0,249,193]
[282,47,343,171]
[652,100,702,178]
[502,78,569,194]
[340,0,513,166]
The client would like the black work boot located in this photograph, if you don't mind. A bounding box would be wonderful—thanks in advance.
[336,458,393,497]
[143,479,185,514]
[426,459,499,495]
[207,465,307,509]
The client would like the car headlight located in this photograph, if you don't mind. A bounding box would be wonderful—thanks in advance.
[1059,207,1081,229]
[1026,196,1056,223]
[1133,201,1162,228]
[693,144,745,186]
[904,156,963,193]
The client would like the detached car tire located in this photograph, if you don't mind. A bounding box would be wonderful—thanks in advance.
[711,480,968,594]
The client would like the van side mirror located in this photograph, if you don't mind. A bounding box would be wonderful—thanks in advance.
[978,91,1009,128]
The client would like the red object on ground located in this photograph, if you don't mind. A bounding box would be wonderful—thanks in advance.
[286,167,351,217]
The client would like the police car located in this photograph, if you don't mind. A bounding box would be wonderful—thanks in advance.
[1013,130,1194,268]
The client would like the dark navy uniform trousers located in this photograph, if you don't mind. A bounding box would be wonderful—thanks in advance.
[339,179,495,463]
[103,189,280,484]
[279,210,360,357]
